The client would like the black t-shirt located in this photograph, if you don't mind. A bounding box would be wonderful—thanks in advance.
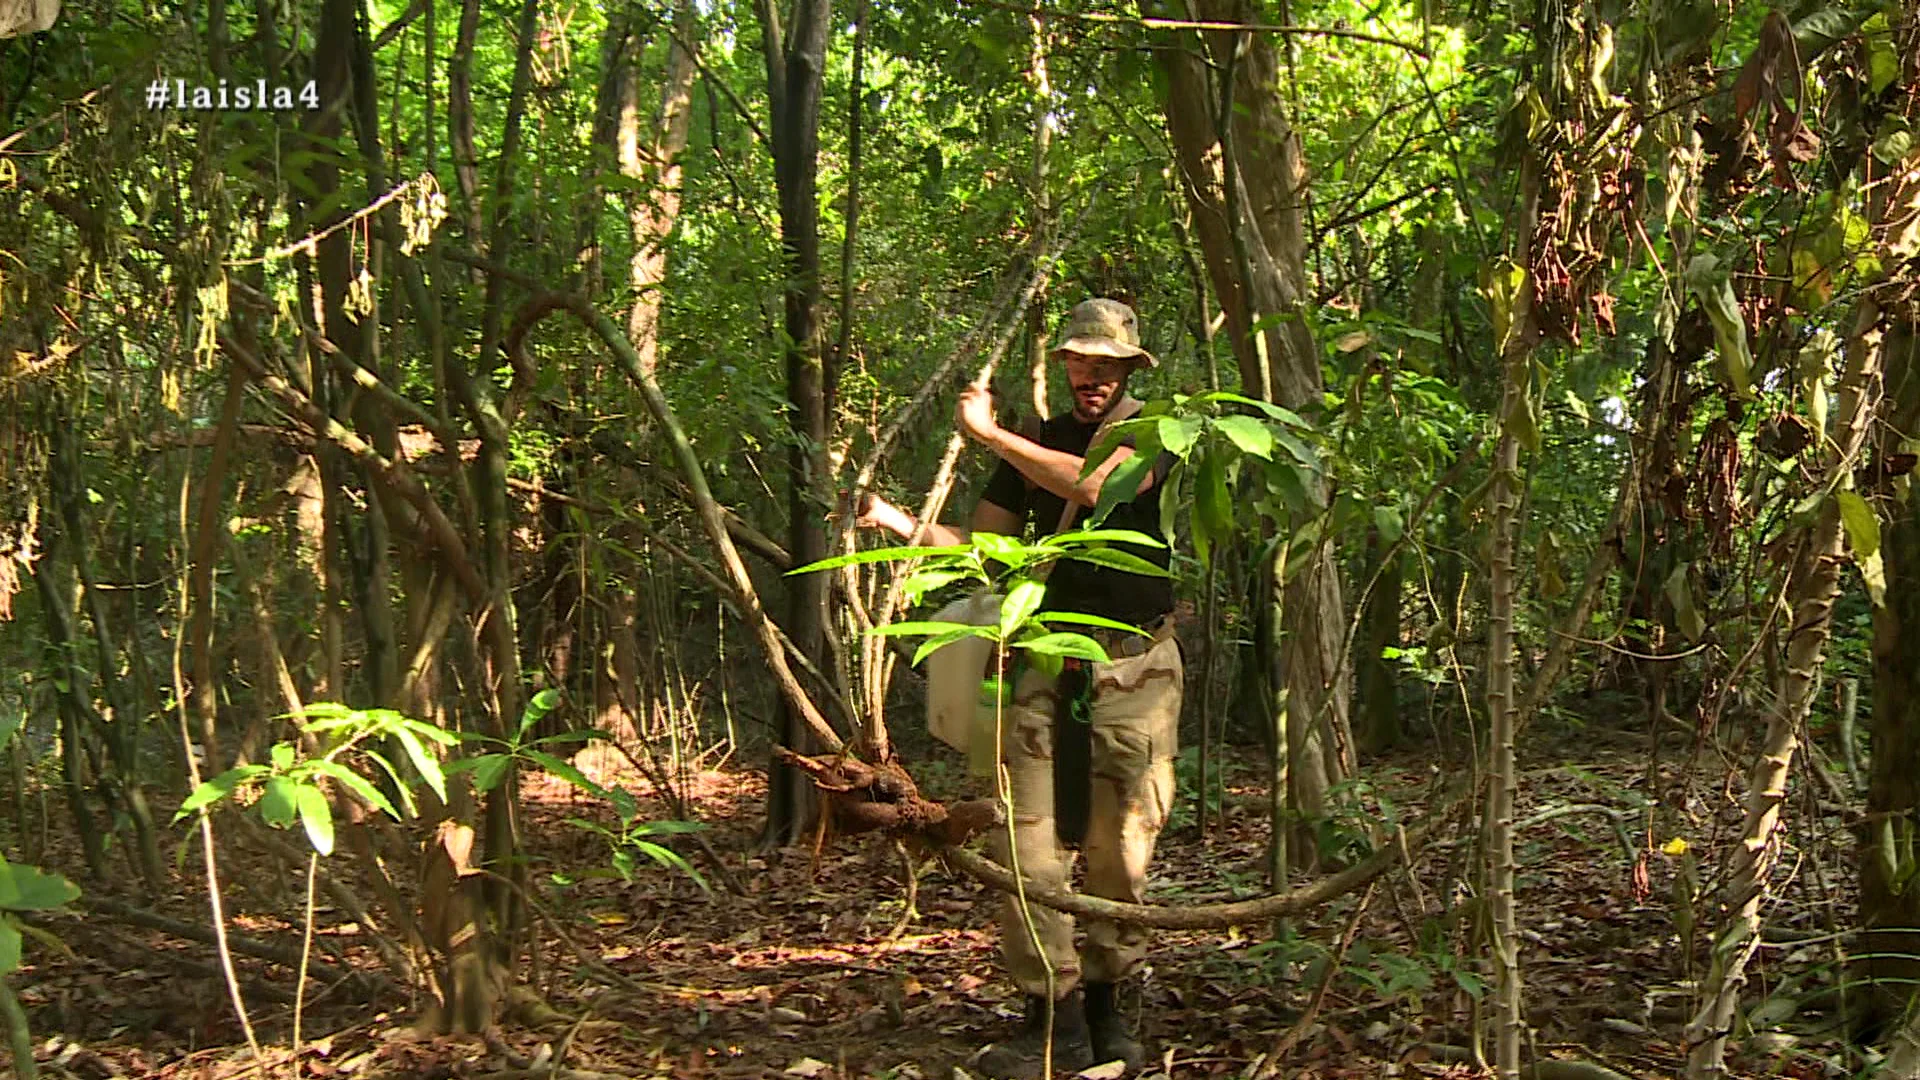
[978,413,1176,627]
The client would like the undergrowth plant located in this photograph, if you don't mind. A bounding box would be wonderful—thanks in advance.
[0,853,79,1080]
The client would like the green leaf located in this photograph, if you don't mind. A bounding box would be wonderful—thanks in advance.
[999,580,1046,638]
[1012,633,1111,662]
[1090,452,1154,526]
[1684,254,1753,398]
[525,749,611,801]
[471,753,513,793]
[631,819,708,837]
[259,776,299,829]
[789,544,970,575]
[912,627,985,666]
[903,567,972,604]
[174,765,269,821]
[1837,490,1880,559]
[1157,415,1203,457]
[1270,427,1317,468]
[1050,529,1166,549]
[632,840,713,895]
[1083,419,1160,474]
[1192,392,1309,428]
[0,918,18,975]
[306,760,400,820]
[360,750,421,817]
[295,784,334,855]
[1666,563,1705,641]
[393,726,448,804]
[0,863,79,912]
[1837,490,1887,606]
[1374,506,1404,544]
[270,743,295,771]
[1158,467,1181,544]
[519,688,561,739]
[1060,547,1173,577]
[0,709,21,751]
[1212,415,1275,459]
[1034,612,1149,635]
[1196,452,1233,567]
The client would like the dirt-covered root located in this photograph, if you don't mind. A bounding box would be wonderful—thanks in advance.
[774,747,1003,846]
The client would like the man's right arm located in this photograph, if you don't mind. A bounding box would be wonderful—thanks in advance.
[857,493,1020,547]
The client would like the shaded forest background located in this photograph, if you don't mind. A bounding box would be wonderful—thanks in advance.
[1,0,1918,1076]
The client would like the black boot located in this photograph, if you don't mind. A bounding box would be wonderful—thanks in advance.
[975,990,1094,1078]
[1084,981,1145,1074]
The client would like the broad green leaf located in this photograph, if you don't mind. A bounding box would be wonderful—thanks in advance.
[611,847,637,882]
[610,788,639,822]
[903,567,972,603]
[1035,611,1150,635]
[999,580,1046,638]
[1090,452,1154,526]
[1838,491,1887,606]
[0,709,21,751]
[1158,468,1181,544]
[631,819,708,836]
[0,918,18,975]
[270,743,295,771]
[1051,528,1166,549]
[912,627,986,666]
[1196,452,1233,565]
[1192,392,1309,428]
[1837,490,1880,558]
[1083,418,1161,474]
[173,765,269,821]
[360,750,421,817]
[525,749,611,801]
[0,863,78,912]
[259,776,299,829]
[632,840,712,896]
[1212,416,1275,459]
[1157,415,1203,457]
[1666,564,1705,641]
[1506,393,1541,453]
[1013,633,1111,662]
[306,759,400,820]
[295,784,334,855]
[399,717,459,745]
[519,688,562,739]
[394,727,448,804]
[1061,547,1173,577]
[1685,254,1753,398]
[1374,506,1404,545]
[970,532,1026,566]
[1270,427,1317,468]
[789,544,970,575]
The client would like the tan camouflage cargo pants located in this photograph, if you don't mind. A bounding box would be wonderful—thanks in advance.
[987,631,1182,997]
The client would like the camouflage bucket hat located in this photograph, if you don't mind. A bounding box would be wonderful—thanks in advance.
[1049,298,1157,369]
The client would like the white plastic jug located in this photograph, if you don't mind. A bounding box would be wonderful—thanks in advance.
[923,591,1001,763]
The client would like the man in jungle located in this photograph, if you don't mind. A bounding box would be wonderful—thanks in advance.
[855,298,1182,1078]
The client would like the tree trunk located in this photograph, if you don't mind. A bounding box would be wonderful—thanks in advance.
[1685,300,1889,1078]
[1157,6,1351,850]
[1866,318,1920,1030]
[759,0,836,848]
[620,0,696,373]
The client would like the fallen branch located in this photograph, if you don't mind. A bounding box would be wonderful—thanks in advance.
[938,821,1432,930]
[83,897,385,994]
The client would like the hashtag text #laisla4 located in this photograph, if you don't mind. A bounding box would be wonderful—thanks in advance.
[147,78,320,111]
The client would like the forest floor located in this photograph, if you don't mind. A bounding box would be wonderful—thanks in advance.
[9,706,1864,1080]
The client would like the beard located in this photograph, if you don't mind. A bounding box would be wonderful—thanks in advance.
[1071,383,1120,421]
